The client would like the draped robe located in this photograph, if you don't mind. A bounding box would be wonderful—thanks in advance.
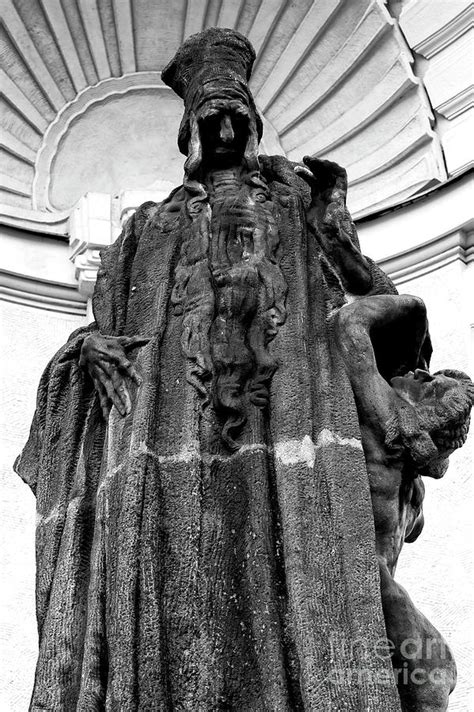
[15,157,402,711]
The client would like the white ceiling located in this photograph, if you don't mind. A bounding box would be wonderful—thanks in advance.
[0,0,459,234]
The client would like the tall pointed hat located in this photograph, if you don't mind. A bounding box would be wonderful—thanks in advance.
[161,27,263,155]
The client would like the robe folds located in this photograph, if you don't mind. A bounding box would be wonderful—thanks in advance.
[16,158,402,711]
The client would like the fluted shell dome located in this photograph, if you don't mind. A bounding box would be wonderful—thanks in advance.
[0,0,446,235]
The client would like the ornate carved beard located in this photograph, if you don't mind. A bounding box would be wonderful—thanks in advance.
[171,167,287,449]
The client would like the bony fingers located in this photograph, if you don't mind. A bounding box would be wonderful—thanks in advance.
[117,356,132,371]
[94,379,111,419]
[97,358,140,412]
[103,379,127,417]
[126,364,142,386]
[122,387,132,415]
[101,347,129,365]
[294,164,313,176]
[96,360,114,380]
[113,357,142,387]
[111,370,134,416]
[98,391,111,420]
[294,165,316,184]
[110,370,130,408]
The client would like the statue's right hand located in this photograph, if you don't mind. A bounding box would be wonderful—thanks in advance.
[79,333,150,418]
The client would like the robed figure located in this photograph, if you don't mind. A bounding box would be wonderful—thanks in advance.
[16,29,411,711]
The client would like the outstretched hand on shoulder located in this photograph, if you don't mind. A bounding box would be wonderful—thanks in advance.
[294,156,373,295]
[80,333,150,418]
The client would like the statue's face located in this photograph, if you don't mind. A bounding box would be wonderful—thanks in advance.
[197,99,251,164]
[391,369,456,406]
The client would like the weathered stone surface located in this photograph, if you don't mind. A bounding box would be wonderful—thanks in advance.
[335,294,474,711]
[15,28,473,711]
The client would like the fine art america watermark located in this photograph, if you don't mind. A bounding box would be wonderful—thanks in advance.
[327,633,451,687]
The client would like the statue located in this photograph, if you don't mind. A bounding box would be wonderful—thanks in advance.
[15,28,472,711]
[334,294,474,711]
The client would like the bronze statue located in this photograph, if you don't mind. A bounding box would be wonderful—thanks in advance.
[15,28,472,711]
[335,294,473,711]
